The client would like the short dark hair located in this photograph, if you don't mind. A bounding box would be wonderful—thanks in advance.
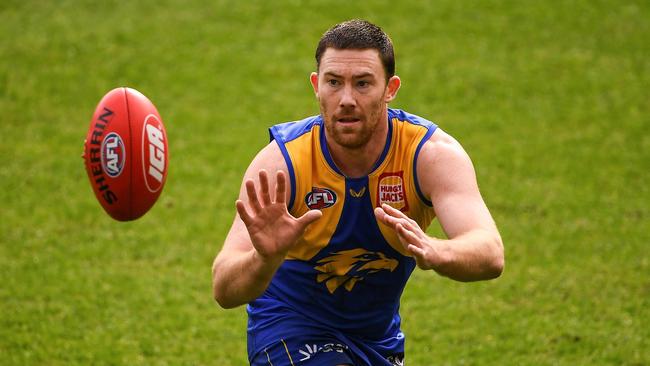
[315,19,395,81]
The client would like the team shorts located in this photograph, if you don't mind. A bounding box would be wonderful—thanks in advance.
[249,334,404,366]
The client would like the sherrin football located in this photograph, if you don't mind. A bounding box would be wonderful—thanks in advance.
[83,87,168,221]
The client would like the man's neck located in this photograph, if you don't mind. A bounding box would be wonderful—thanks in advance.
[326,111,389,178]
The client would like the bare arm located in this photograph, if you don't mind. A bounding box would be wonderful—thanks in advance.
[374,129,504,281]
[211,142,322,308]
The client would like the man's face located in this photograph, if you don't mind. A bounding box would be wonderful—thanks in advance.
[311,48,400,150]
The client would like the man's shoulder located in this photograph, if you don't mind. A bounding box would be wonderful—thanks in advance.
[416,128,475,194]
[269,114,322,143]
[388,108,437,129]
[420,128,466,163]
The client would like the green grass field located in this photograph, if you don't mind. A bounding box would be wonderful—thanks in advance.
[1,0,648,365]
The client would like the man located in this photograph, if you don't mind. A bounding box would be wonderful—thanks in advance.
[212,20,504,366]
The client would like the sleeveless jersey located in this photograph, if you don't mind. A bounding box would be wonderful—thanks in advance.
[247,108,438,362]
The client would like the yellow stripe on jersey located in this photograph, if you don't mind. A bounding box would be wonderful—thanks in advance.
[369,117,436,255]
[284,124,346,260]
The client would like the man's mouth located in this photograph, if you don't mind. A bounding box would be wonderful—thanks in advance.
[337,117,361,123]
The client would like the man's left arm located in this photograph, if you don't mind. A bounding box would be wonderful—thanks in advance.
[374,129,504,281]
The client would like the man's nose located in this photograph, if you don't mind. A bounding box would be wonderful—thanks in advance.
[339,85,357,108]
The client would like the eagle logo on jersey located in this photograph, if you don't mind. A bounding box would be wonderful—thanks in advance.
[314,248,398,294]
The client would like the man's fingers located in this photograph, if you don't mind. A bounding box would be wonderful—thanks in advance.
[395,223,418,252]
[407,244,425,259]
[396,226,426,262]
[245,179,262,212]
[382,204,419,229]
[236,200,253,226]
[396,223,420,246]
[275,171,286,204]
[296,209,322,228]
[396,215,427,241]
[376,205,418,234]
[381,203,403,216]
[382,204,418,226]
[394,223,409,245]
[258,170,272,206]
[379,205,432,269]
[375,207,401,226]
[374,207,386,221]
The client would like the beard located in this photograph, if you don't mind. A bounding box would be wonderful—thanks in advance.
[321,98,385,149]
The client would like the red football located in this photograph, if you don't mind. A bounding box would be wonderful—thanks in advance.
[83,87,169,221]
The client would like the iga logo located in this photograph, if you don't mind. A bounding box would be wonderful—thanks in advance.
[305,187,337,209]
[101,132,125,178]
[141,114,167,193]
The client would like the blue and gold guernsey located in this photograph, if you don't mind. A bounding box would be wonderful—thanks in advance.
[247,109,438,365]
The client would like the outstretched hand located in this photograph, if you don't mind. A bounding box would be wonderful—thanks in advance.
[236,170,322,262]
[374,203,445,270]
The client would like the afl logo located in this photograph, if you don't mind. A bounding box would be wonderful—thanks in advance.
[101,132,125,177]
[305,187,337,209]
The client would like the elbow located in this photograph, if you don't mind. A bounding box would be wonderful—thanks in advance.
[212,263,239,309]
[213,284,254,309]
[212,279,241,309]
[488,236,505,279]
[212,281,228,309]
[213,290,239,309]
[488,254,504,279]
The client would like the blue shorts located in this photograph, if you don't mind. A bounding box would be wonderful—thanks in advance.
[248,297,406,365]
[249,334,404,366]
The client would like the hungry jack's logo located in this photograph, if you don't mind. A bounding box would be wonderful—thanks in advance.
[377,171,409,212]
[314,248,398,294]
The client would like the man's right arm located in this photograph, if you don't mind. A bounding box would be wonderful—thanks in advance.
[212,221,284,309]
[211,141,321,308]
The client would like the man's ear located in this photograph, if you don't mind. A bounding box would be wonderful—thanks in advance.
[310,72,319,96]
[384,75,401,103]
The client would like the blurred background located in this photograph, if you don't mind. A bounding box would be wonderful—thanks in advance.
[1,0,648,364]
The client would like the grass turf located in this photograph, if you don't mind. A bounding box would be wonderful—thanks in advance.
[1,0,648,364]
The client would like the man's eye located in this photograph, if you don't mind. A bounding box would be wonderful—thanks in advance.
[328,79,339,86]
[357,80,369,87]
